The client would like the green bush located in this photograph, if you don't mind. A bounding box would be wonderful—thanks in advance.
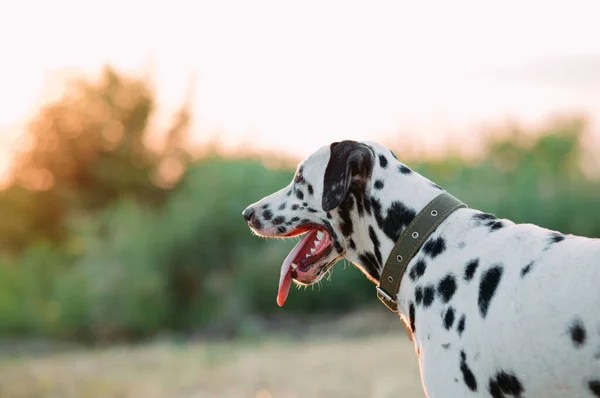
[64,199,169,341]
[408,118,600,237]
[0,241,71,335]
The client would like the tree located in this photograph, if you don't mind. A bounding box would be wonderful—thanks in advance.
[3,65,192,251]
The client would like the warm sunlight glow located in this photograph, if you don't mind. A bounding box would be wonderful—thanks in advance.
[20,168,55,191]
[255,389,272,398]
[1,0,600,179]
[153,156,186,189]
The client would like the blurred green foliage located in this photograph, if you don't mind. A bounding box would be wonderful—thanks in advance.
[0,67,599,342]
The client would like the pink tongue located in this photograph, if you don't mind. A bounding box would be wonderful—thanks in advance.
[277,231,316,307]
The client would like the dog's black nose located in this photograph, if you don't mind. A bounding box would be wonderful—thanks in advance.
[242,207,256,223]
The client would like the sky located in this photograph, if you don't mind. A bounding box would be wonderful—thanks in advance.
[1,0,600,179]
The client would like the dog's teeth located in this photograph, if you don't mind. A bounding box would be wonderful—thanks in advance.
[291,263,297,269]
[317,231,324,240]
[311,248,317,255]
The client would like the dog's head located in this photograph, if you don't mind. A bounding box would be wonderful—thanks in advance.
[242,140,442,306]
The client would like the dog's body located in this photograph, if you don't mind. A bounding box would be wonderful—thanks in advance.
[243,140,600,398]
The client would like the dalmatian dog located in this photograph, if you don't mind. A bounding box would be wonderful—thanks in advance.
[242,140,600,398]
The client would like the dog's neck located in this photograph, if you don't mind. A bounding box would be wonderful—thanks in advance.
[340,157,445,286]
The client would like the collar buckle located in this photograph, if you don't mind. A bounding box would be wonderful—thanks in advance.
[376,286,398,312]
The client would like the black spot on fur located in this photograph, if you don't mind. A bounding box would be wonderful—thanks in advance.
[307,184,314,196]
[349,239,356,250]
[307,207,318,213]
[374,180,384,189]
[423,236,446,258]
[464,259,479,281]
[272,216,286,225]
[295,189,304,200]
[444,307,455,329]
[370,198,383,223]
[253,218,263,230]
[437,274,457,303]
[398,164,412,174]
[277,226,287,234]
[569,319,586,347]
[589,380,600,397]
[362,192,372,215]
[358,252,380,280]
[303,202,308,207]
[301,218,311,224]
[460,351,478,392]
[291,204,299,210]
[384,201,416,241]
[409,259,427,281]
[348,184,367,217]
[368,226,382,266]
[290,217,300,222]
[378,154,388,168]
[549,232,565,243]
[333,239,343,254]
[347,195,355,210]
[339,196,354,237]
[488,221,504,231]
[409,303,416,333]
[390,150,398,159]
[442,343,451,349]
[473,212,496,222]
[488,371,524,398]
[520,261,534,277]
[262,209,273,220]
[423,286,435,308]
[326,212,332,219]
[371,198,417,242]
[261,204,269,209]
[286,189,292,197]
[457,314,466,336]
[478,265,504,318]
[415,286,423,305]
[278,203,286,210]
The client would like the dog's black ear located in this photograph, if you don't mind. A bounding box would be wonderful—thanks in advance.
[322,141,374,212]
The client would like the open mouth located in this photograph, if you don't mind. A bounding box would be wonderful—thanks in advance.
[277,226,334,307]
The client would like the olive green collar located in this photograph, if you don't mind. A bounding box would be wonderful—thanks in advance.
[377,193,467,316]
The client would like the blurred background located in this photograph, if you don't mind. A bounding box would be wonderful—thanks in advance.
[1,1,600,397]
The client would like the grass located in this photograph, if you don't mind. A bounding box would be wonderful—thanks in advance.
[0,314,425,398]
